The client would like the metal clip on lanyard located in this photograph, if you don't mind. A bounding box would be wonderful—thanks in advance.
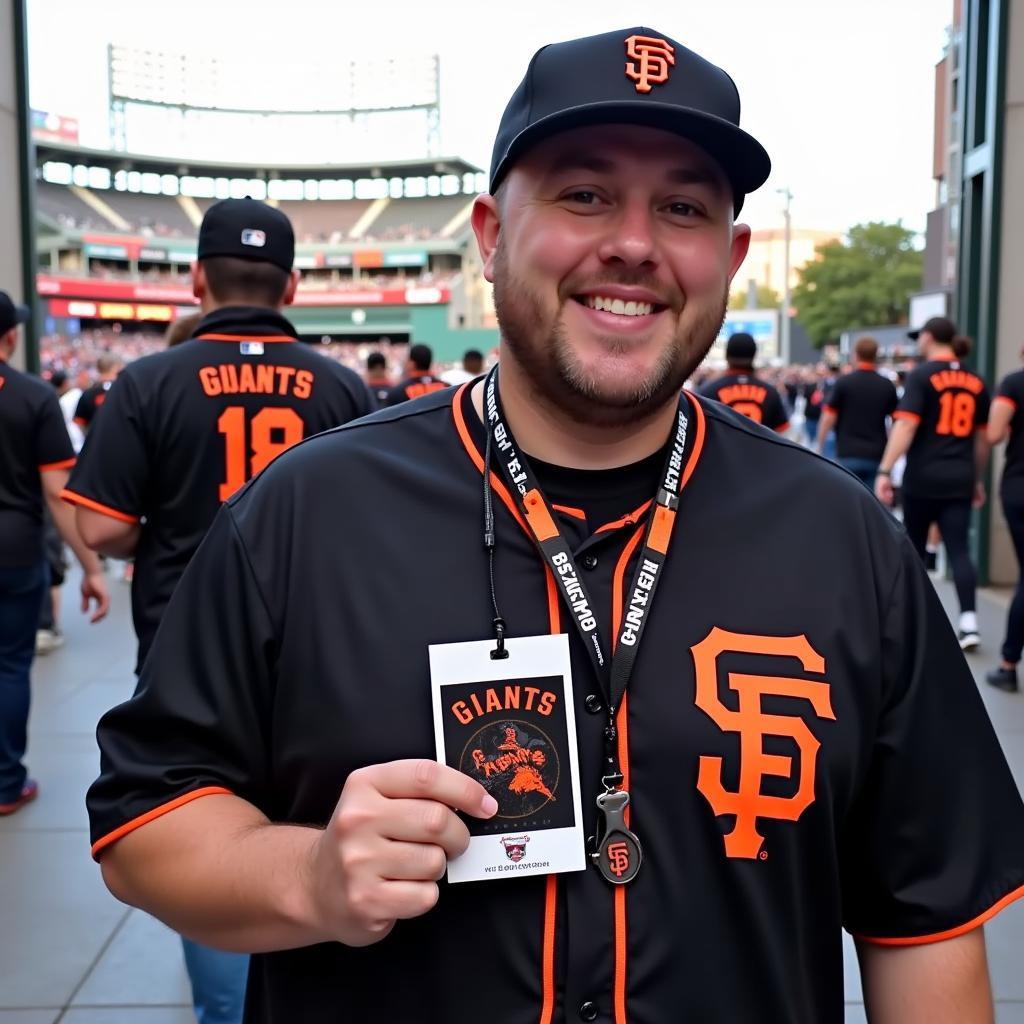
[480,367,690,884]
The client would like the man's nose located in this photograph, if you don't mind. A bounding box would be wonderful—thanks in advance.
[596,201,658,269]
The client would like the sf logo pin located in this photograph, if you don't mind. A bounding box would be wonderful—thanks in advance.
[591,789,642,885]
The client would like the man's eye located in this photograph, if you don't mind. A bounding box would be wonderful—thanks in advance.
[666,201,699,217]
[565,191,599,205]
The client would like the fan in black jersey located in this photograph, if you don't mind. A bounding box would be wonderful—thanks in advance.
[364,351,391,407]
[0,290,109,818]
[986,352,1024,691]
[876,316,991,650]
[72,353,121,433]
[384,343,449,406]
[699,332,789,432]
[815,336,898,487]
[62,199,373,1024]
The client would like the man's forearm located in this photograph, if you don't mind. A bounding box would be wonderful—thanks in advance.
[816,411,836,452]
[100,793,327,953]
[974,432,991,483]
[857,930,993,1023]
[45,490,102,575]
[878,419,917,473]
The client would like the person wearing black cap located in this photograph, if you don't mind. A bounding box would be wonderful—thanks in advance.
[0,290,109,816]
[699,332,789,431]
[384,342,449,405]
[876,316,991,651]
[84,30,1020,1024]
[364,350,392,405]
[62,198,373,1023]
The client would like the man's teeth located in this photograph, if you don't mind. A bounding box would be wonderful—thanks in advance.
[583,295,654,316]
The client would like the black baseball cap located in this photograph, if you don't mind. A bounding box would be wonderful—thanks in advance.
[489,27,770,214]
[907,316,955,343]
[0,290,30,335]
[197,198,294,273]
[726,332,757,362]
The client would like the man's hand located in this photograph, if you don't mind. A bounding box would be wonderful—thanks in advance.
[875,474,894,506]
[972,481,986,509]
[81,570,110,623]
[307,759,497,947]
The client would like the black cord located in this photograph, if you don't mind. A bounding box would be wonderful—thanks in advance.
[483,428,508,659]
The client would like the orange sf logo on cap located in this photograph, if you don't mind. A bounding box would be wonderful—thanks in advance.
[625,34,676,94]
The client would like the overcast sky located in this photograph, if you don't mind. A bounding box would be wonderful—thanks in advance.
[27,0,952,239]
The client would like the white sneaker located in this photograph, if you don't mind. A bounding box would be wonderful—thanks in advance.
[958,630,980,652]
[35,628,65,655]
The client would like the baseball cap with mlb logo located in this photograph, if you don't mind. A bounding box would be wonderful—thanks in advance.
[489,26,771,214]
[197,197,295,272]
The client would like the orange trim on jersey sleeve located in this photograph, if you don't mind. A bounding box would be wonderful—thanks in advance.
[893,411,921,424]
[60,488,140,524]
[552,503,587,521]
[994,395,1018,412]
[857,883,1024,947]
[73,416,87,428]
[91,786,233,860]
[39,457,76,472]
[823,405,838,416]
[194,333,296,343]
[774,421,791,435]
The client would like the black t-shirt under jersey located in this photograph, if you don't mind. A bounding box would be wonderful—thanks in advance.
[997,368,1024,502]
[823,365,898,461]
[0,362,75,567]
[64,306,374,671]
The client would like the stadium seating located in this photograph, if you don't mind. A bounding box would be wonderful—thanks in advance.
[36,181,108,232]
[362,195,471,241]
[276,199,372,243]
[103,191,195,237]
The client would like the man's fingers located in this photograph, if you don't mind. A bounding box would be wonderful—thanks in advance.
[381,880,441,920]
[376,840,449,881]
[366,759,497,818]
[376,799,472,858]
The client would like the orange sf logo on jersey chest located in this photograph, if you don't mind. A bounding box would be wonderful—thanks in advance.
[692,628,835,859]
[625,35,675,94]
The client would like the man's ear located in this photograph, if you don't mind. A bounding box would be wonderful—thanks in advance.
[727,223,752,284]
[191,261,206,302]
[281,269,301,307]
[471,194,502,284]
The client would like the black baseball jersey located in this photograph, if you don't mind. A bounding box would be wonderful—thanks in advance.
[64,306,374,671]
[896,356,990,500]
[87,384,1024,1024]
[823,364,898,461]
[0,362,75,568]
[73,379,114,431]
[996,369,1024,502]
[699,371,789,431]
[384,372,449,406]
[370,383,391,407]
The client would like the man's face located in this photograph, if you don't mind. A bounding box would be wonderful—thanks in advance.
[474,124,750,426]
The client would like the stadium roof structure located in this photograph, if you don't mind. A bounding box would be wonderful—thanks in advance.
[34,141,481,182]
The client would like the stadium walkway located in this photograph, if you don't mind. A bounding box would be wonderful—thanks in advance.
[2,569,1024,1023]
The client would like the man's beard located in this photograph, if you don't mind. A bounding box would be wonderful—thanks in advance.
[493,245,726,429]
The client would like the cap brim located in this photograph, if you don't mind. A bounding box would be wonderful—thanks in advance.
[491,101,771,214]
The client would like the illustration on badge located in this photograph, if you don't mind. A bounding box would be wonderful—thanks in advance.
[501,835,530,862]
[461,720,560,818]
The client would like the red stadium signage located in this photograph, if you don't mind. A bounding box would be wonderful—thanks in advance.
[36,274,449,308]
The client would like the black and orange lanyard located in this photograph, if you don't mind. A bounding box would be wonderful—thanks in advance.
[481,366,690,884]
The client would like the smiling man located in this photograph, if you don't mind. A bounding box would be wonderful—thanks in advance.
[86,28,1024,1024]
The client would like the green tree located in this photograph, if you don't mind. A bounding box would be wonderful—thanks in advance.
[791,221,923,347]
[728,284,780,310]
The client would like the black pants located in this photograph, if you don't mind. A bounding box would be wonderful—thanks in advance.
[1001,495,1024,664]
[902,495,976,614]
